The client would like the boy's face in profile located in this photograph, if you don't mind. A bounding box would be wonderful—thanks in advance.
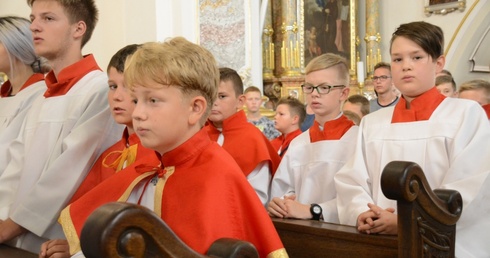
[30,0,77,59]
[304,67,348,124]
[436,82,457,98]
[274,104,296,134]
[390,36,444,102]
[244,91,262,113]
[107,67,135,128]
[132,82,195,154]
[342,101,363,119]
[208,79,243,128]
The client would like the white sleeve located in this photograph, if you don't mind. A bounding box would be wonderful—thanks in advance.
[269,151,295,202]
[247,161,271,206]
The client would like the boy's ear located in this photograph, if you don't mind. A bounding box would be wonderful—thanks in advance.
[236,94,245,109]
[340,87,350,101]
[188,96,207,125]
[291,114,300,125]
[435,55,446,74]
[73,21,87,40]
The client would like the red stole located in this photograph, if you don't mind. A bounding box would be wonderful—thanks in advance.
[391,87,445,123]
[0,73,45,97]
[68,128,159,203]
[60,128,286,257]
[206,110,280,176]
[309,115,355,142]
[482,104,490,119]
[44,54,101,98]
[270,128,302,157]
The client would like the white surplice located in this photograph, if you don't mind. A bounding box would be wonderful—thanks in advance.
[0,70,123,253]
[335,98,490,258]
[270,126,358,223]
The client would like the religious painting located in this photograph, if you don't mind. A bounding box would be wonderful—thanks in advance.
[281,87,304,103]
[424,0,465,16]
[301,0,357,77]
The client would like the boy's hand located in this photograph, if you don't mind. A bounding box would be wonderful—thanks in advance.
[357,203,397,235]
[267,197,289,218]
[39,239,70,258]
[0,218,26,243]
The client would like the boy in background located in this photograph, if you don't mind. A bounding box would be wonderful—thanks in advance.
[370,62,399,112]
[458,79,490,119]
[268,53,358,223]
[51,38,288,258]
[244,86,280,140]
[435,74,457,97]
[270,96,305,158]
[335,21,490,257]
[206,68,280,205]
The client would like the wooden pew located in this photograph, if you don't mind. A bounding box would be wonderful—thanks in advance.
[274,161,462,258]
[80,202,258,258]
[0,244,37,258]
[381,161,462,258]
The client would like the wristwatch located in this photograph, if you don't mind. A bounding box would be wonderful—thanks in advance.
[310,203,322,220]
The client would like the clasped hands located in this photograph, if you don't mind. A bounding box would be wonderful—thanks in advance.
[267,195,311,220]
[357,203,397,235]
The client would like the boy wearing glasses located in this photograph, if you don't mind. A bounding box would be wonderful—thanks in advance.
[268,53,358,223]
[370,62,399,112]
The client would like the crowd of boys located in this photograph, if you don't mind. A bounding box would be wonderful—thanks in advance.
[0,1,489,257]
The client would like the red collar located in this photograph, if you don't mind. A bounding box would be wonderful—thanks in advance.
[309,115,355,142]
[392,87,446,123]
[44,54,101,98]
[482,104,490,119]
[0,73,45,97]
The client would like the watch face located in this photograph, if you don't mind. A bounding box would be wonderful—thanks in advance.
[313,206,321,214]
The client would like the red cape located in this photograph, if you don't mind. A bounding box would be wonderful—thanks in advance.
[206,110,280,176]
[69,128,159,203]
[270,128,302,157]
[60,128,287,257]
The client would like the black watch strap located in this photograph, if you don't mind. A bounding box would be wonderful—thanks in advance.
[310,203,322,220]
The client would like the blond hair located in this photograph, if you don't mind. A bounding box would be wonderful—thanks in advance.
[124,37,219,125]
[305,53,350,86]
[459,79,490,103]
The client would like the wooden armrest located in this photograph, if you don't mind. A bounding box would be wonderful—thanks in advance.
[381,161,462,258]
[0,244,37,258]
[80,202,258,258]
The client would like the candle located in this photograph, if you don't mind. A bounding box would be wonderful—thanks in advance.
[357,61,365,83]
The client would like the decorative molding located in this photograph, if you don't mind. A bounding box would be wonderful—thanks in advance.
[469,25,490,72]
[424,0,466,16]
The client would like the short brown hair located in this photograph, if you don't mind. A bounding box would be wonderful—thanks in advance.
[435,75,456,91]
[345,94,370,116]
[374,62,391,73]
[27,0,98,47]
[391,21,444,61]
[244,86,261,95]
[124,37,219,125]
[107,44,140,73]
[276,96,306,125]
[219,67,244,96]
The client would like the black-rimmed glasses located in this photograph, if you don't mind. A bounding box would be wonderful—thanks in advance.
[372,75,391,82]
[301,83,345,94]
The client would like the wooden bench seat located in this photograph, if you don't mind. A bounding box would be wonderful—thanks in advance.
[0,244,37,258]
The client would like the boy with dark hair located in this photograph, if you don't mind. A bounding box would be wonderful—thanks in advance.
[335,21,490,257]
[270,96,305,158]
[342,94,370,120]
[55,38,287,258]
[0,0,122,253]
[268,53,358,223]
[206,67,280,205]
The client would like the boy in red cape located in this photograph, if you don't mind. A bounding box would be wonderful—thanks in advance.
[54,38,288,258]
[270,96,305,158]
[206,67,280,205]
